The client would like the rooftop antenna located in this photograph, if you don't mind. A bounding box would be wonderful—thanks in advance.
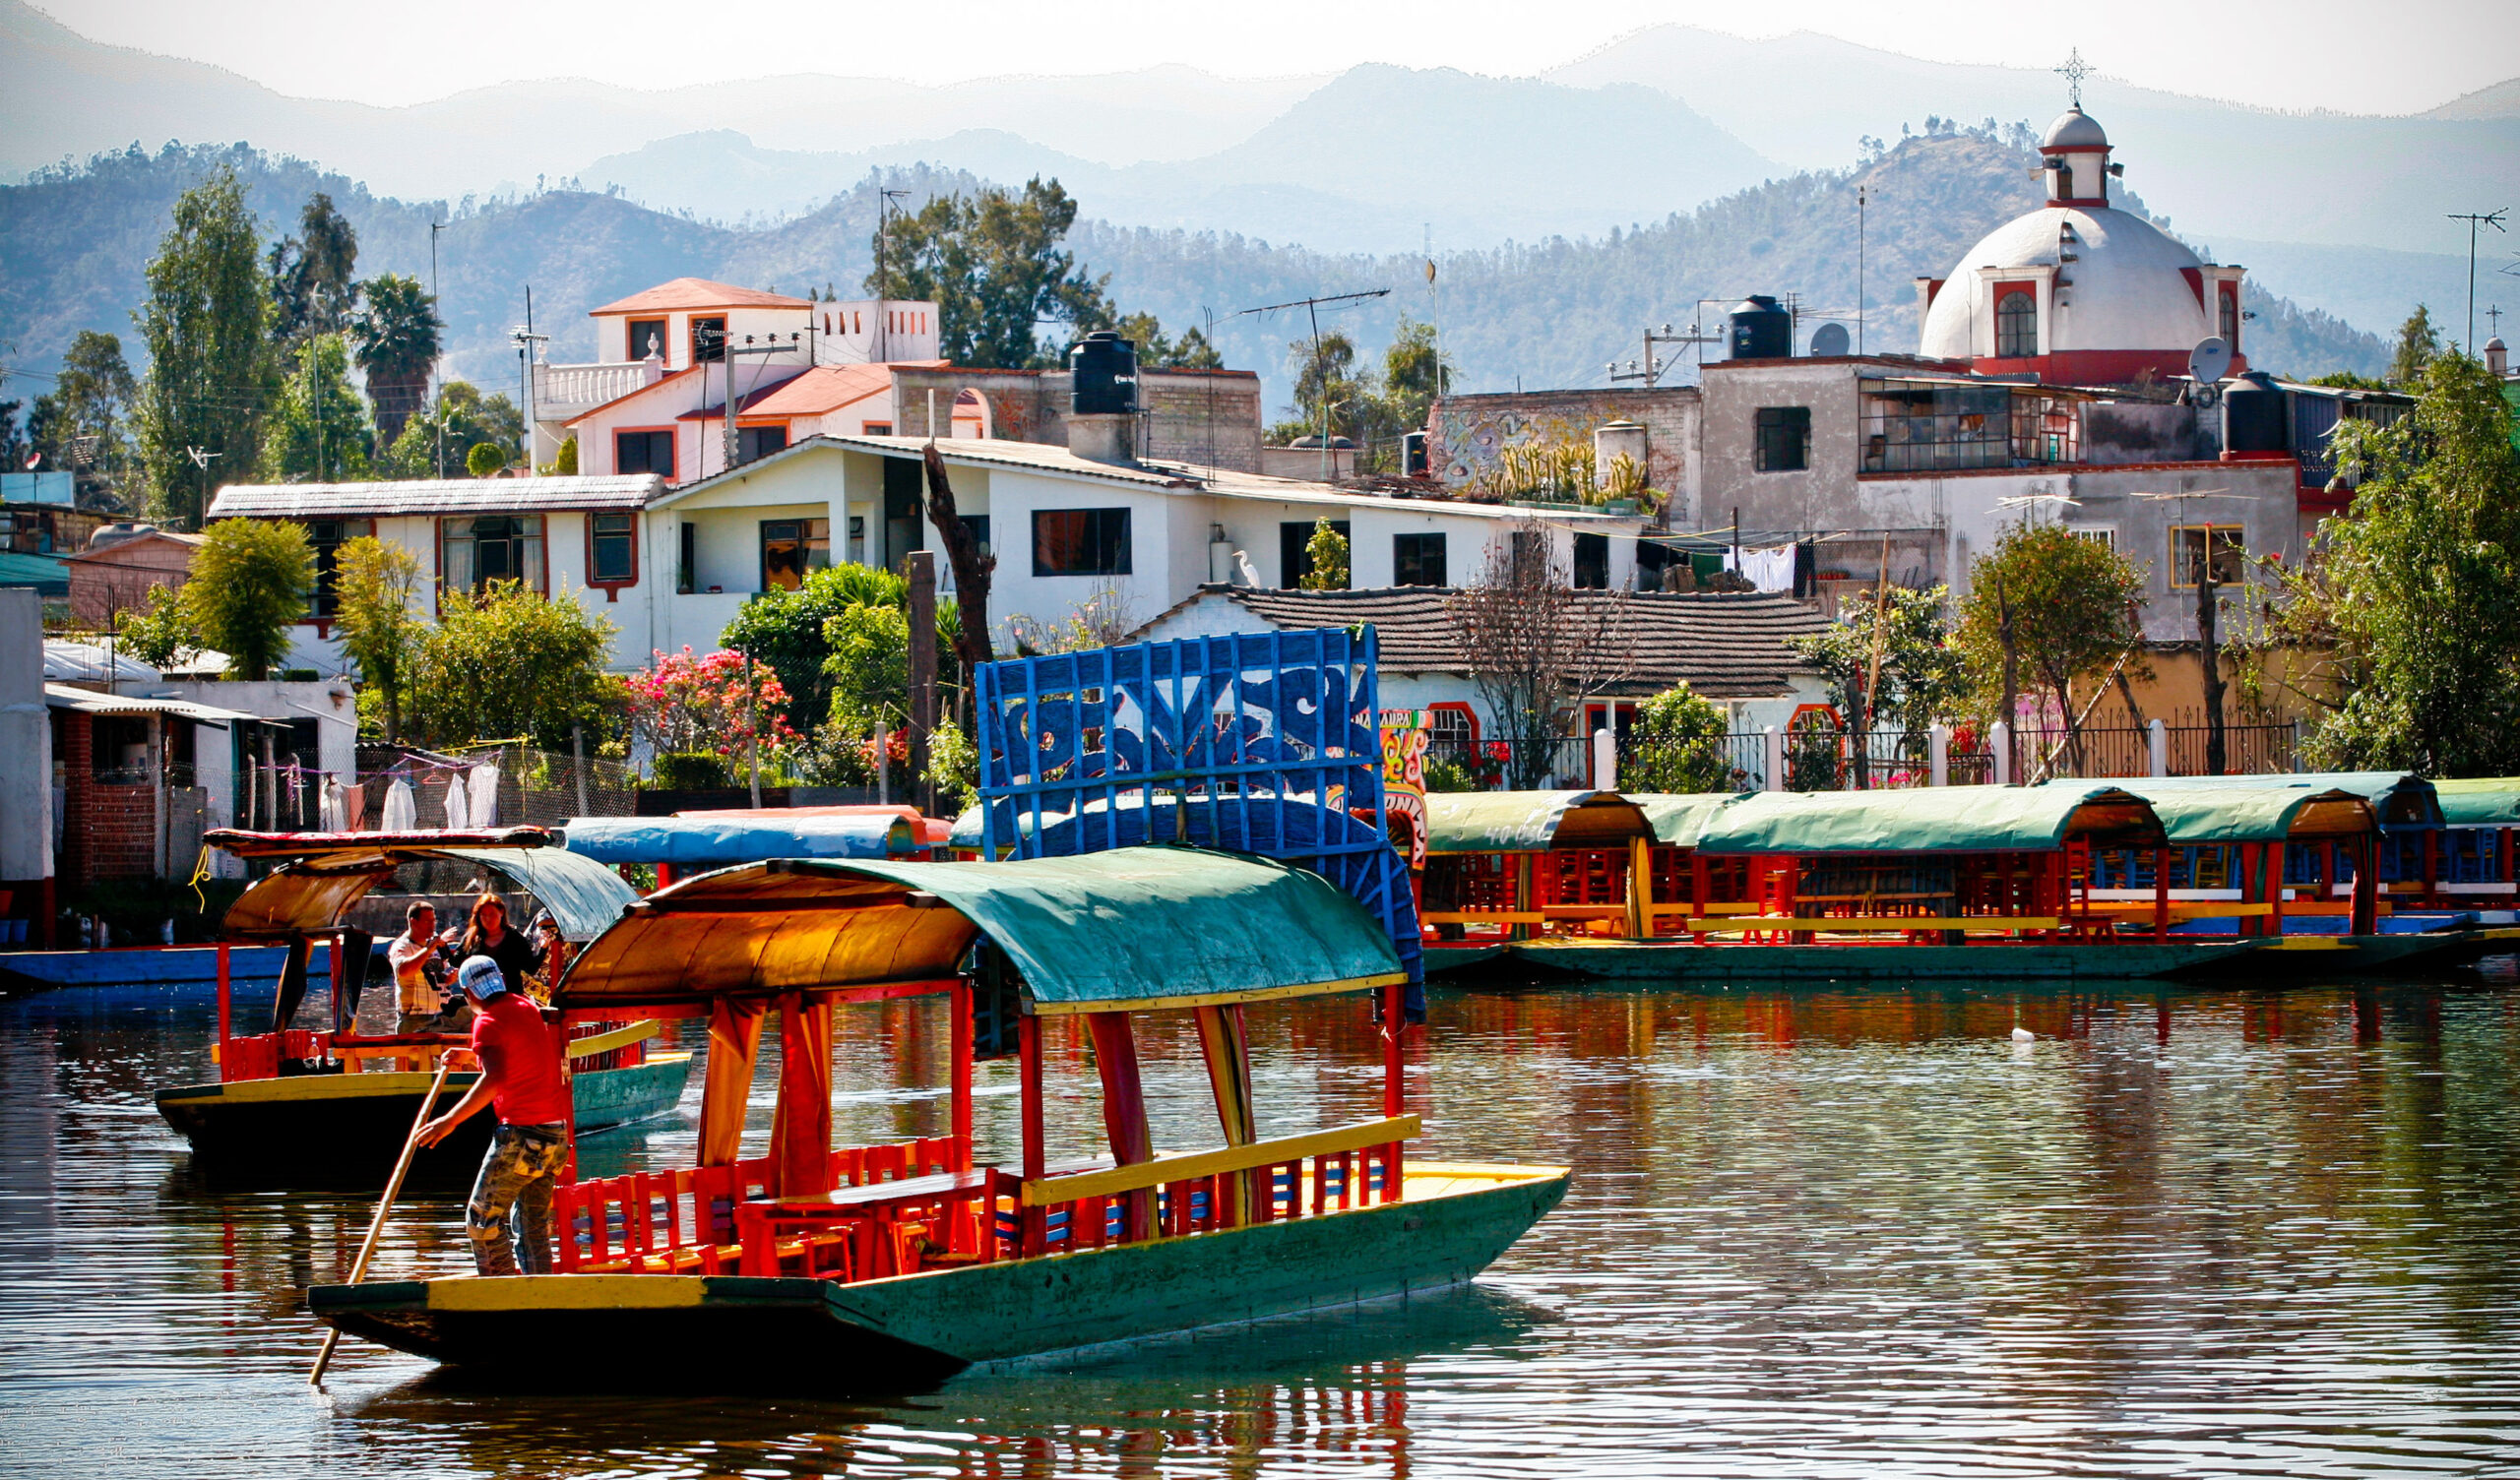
[2447,209,2508,351]
[2055,48,2092,109]
[1231,287,1391,481]
[1424,225,1446,400]
[510,286,548,471]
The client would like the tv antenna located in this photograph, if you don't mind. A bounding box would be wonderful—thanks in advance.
[1233,288,1391,480]
[2447,209,2507,351]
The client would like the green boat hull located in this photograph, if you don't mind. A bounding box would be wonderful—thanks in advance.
[1495,931,2489,983]
[308,1162,1568,1391]
[1421,944,1509,975]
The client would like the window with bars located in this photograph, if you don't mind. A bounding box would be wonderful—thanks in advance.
[1996,289,2039,358]
[2171,524,2246,587]
[1393,531,1447,586]
[1753,406,1810,472]
[590,513,636,585]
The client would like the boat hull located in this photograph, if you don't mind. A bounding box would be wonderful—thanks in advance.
[0,943,330,994]
[1420,944,1508,975]
[1496,930,2489,983]
[308,1161,1568,1390]
[155,1054,691,1188]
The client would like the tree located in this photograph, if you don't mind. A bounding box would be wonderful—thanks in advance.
[2295,350,2520,775]
[1954,524,2146,770]
[466,441,508,477]
[1299,517,1351,590]
[331,535,427,742]
[2388,305,2441,389]
[268,191,360,345]
[922,442,995,693]
[29,331,138,507]
[112,584,204,671]
[406,582,620,750]
[1165,325,1225,370]
[378,381,524,479]
[1623,683,1742,793]
[868,178,1114,368]
[624,648,800,775]
[136,166,279,528]
[1789,584,1965,783]
[1277,330,1366,447]
[354,273,440,446]
[265,334,375,481]
[1447,520,1633,789]
[182,520,314,680]
[724,563,903,728]
[1373,317,1450,448]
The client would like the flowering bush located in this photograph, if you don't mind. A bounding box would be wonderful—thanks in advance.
[626,648,802,769]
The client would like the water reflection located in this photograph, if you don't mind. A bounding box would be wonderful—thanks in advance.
[2,967,2516,1476]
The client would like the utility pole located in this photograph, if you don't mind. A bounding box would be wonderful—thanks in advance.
[2448,210,2507,351]
[430,221,446,477]
[1857,184,1872,356]
[1609,325,1718,389]
[876,187,911,363]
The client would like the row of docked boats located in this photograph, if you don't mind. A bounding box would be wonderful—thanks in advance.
[1413,772,2519,981]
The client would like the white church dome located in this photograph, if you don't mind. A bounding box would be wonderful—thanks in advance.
[2042,106,2110,150]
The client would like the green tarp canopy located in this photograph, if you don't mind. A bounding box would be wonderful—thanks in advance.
[2434,777,2520,828]
[555,845,1404,1016]
[1694,784,2163,855]
[2033,777,2374,843]
[1626,793,1750,848]
[217,839,639,941]
[2111,771,2442,831]
[1422,791,1651,854]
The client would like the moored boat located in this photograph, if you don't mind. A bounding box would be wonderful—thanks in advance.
[155,827,690,1187]
[308,846,1567,1388]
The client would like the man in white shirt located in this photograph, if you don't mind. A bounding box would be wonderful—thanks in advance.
[385,902,451,1067]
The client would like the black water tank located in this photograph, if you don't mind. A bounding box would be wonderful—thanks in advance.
[1069,331,1139,415]
[1729,296,1793,360]
[1400,430,1428,477]
[2222,371,2288,455]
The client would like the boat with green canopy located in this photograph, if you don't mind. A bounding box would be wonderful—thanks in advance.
[155,828,690,1187]
[1417,790,1655,972]
[306,845,1568,1388]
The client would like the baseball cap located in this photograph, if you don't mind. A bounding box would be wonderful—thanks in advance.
[457,955,508,999]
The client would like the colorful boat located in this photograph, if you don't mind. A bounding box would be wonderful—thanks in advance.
[307,846,1568,1388]
[154,828,690,1186]
[1417,791,1656,972]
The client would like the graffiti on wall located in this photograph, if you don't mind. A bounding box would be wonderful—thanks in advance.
[1379,708,1430,868]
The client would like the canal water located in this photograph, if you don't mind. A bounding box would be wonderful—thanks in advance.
[4,967,2517,1477]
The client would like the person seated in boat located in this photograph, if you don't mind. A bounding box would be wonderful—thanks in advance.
[454,894,541,1001]
[527,908,571,990]
[415,956,571,1276]
[384,901,456,1068]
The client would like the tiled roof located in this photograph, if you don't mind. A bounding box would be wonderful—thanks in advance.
[735,364,895,418]
[677,370,808,421]
[1142,586,1824,699]
[590,278,811,315]
[208,475,663,520]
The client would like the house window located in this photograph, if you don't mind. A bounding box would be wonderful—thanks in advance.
[862,422,893,436]
[1573,532,1609,589]
[1427,702,1478,767]
[1508,527,1550,584]
[2172,525,2246,587]
[590,513,637,585]
[305,518,373,618]
[2219,286,2239,349]
[1996,289,2039,358]
[960,515,991,556]
[615,429,674,477]
[677,523,696,594]
[690,316,726,363]
[847,516,866,566]
[737,425,788,464]
[441,515,543,594]
[760,519,830,591]
[1034,509,1133,577]
[627,318,668,361]
[1753,407,1810,472]
[1394,531,1447,586]
[2054,162,2074,200]
[2067,525,2116,551]
[1280,521,1352,588]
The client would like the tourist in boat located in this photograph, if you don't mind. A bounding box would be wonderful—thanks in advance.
[415,956,572,1275]
[384,902,454,1068]
[456,894,541,999]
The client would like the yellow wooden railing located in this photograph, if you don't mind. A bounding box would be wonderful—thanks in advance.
[1020,1115,1420,1207]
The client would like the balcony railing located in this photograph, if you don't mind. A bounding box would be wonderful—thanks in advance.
[533,361,662,411]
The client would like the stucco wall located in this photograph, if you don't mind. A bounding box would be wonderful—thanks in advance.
[1428,388,1700,524]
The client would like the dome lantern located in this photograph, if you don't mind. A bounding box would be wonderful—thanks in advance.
[2041,107,2112,208]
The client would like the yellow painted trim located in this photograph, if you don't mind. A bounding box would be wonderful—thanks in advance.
[426,1274,707,1311]
[2080,901,2274,919]
[1027,973,1403,1018]
[1023,1115,1421,1205]
[1685,916,2063,934]
[568,1019,663,1059]
[162,1071,472,1106]
[2263,936,2352,952]
[1419,911,1545,924]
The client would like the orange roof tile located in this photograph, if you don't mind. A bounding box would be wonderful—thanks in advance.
[589,278,812,315]
[734,364,896,419]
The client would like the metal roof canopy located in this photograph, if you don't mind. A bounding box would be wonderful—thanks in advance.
[552,846,1404,1017]
[1696,783,2165,855]
[1626,792,1753,848]
[1423,790,1654,854]
[558,814,913,867]
[214,836,639,942]
[2432,777,2520,829]
[45,683,258,723]
[2120,771,2443,832]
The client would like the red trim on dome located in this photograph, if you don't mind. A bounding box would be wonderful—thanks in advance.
[1972,347,2248,385]
[2179,268,2205,310]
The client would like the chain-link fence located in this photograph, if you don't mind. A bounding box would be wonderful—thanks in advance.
[353,744,640,831]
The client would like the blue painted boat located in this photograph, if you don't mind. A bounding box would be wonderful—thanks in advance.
[1,943,334,994]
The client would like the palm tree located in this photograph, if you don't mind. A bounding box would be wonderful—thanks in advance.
[355,274,441,447]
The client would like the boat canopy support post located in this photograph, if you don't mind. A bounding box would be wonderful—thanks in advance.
[216,942,231,1052]
[2154,846,2171,941]
[1382,976,1407,1200]
[1087,1012,1157,1239]
[769,994,834,1197]
[2352,836,2379,935]
[270,933,312,1034]
[1194,1004,1258,1227]
[1626,835,1651,939]
[1019,1015,1045,1256]
[949,979,974,1149]
[697,998,765,1167]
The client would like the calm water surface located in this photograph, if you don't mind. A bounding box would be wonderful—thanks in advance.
[4,965,2518,1478]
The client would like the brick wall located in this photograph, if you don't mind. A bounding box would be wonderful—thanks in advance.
[54,710,160,885]
[1428,388,1701,513]
[887,366,1265,473]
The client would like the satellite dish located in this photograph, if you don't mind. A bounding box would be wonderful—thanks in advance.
[1809,322,1852,356]
[2188,336,2233,387]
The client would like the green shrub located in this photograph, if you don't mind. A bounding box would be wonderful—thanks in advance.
[651,751,731,789]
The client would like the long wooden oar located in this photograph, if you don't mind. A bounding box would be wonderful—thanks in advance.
[310,1059,453,1387]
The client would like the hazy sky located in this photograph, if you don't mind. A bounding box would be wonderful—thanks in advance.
[37,0,2519,115]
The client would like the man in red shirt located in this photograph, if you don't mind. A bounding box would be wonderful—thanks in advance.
[417,956,572,1275]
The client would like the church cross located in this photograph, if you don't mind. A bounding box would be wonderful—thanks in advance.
[2489,304,2504,338]
[2056,49,2093,109]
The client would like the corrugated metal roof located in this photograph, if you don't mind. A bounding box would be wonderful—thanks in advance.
[208,475,662,519]
[44,684,259,722]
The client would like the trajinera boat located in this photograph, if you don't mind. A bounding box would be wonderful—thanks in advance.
[156,827,690,1186]
[307,845,1569,1388]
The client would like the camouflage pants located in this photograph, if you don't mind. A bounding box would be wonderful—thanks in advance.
[465,1123,567,1276]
